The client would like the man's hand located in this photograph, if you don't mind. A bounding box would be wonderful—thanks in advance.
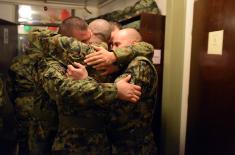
[84,46,117,69]
[67,62,88,80]
[96,64,119,76]
[116,75,141,103]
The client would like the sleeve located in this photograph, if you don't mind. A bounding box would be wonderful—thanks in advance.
[115,57,157,98]
[37,58,118,108]
[113,42,154,69]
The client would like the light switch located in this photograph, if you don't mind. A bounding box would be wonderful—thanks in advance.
[152,49,161,64]
[208,30,224,55]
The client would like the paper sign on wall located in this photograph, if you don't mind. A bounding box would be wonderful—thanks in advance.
[208,30,224,55]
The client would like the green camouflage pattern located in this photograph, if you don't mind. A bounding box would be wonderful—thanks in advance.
[37,58,116,154]
[32,30,117,154]
[113,41,154,69]
[29,29,155,154]
[87,0,160,23]
[108,56,158,155]
[8,29,59,155]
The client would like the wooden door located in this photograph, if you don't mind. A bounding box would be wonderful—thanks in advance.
[186,0,235,155]
[140,13,165,148]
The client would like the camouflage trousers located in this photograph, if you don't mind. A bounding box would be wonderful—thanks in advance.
[109,129,158,155]
[52,127,111,155]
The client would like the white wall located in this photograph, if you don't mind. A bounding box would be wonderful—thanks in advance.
[75,6,99,20]
[155,0,166,15]
[0,3,16,22]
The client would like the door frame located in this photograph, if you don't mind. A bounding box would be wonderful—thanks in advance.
[161,0,194,155]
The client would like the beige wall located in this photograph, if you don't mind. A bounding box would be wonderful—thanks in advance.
[0,3,16,22]
[162,0,194,154]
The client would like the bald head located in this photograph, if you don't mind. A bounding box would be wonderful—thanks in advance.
[111,28,142,50]
[88,19,111,43]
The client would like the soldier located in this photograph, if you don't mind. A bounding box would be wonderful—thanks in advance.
[32,17,142,155]
[67,27,158,154]
[109,28,158,154]
[31,17,156,154]
[8,29,59,155]
[8,16,140,155]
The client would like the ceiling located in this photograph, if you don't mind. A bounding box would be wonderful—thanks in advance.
[0,0,114,7]
[45,0,111,6]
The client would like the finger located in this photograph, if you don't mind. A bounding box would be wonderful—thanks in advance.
[74,62,84,68]
[84,56,98,63]
[131,94,140,102]
[123,75,131,82]
[87,59,105,66]
[85,52,100,59]
[133,85,141,91]
[67,65,75,70]
[91,45,103,51]
[130,97,138,103]
[84,56,103,64]
[67,69,72,76]
[134,90,141,97]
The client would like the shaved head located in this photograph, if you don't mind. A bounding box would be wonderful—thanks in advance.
[88,19,111,43]
[112,28,142,50]
[58,16,91,43]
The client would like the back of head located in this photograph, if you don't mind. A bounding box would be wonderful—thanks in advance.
[58,16,90,42]
[88,19,111,43]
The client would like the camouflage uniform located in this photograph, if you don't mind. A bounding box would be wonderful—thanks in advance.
[8,29,59,155]
[113,41,154,69]
[87,0,160,23]
[108,56,158,155]
[33,31,154,155]
[35,34,117,155]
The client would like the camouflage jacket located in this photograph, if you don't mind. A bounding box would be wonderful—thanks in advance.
[36,29,154,78]
[32,30,116,154]
[8,29,59,155]
[31,29,155,154]
[109,56,158,155]
[113,41,154,69]
[37,57,116,154]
